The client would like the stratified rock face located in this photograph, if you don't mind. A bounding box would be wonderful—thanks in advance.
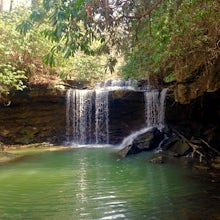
[0,87,147,145]
[0,85,66,145]
[173,56,220,104]
[108,90,146,144]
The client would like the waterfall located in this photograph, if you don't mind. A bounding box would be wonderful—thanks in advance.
[66,89,110,145]
[66,89,72,143]
[95,90,109,144]
[96,78,137,91]
[66,89,94,144]
[66,79,167,146]
[118,88,168,149]
[159,88,168,127]
[144,88,167,128]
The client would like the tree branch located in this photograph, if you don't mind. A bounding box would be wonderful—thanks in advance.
[199,138,220,156]
[122,0,162,20]
[173,128,205,163]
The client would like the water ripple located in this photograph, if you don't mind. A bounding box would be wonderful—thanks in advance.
[0,148,218,220]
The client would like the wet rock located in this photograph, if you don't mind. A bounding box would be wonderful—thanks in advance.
[160,132,191,157]
[116,145,132,158]
[116,127,164,157]
[161,134,179,151]
[147,154,164,164]
[211,157,220,169]
[109,90,145,144]
[66,79,91,89]
[166,139,191,156]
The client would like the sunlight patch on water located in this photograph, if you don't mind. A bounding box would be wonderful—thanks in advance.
[68,144,115,148]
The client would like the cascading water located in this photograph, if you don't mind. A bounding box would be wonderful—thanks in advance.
[118,88,168,149]
[144,88,168,128]
[95,90,109,144]
[66,89,94,144]
[96,78,137,91]
[66,79,167,146]
[66,89,110,145]
[66,79,137,145]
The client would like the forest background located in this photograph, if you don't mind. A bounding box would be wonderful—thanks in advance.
[0,0,219,103]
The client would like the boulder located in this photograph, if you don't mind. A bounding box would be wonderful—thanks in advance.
[147,153,164,164]
[116,127,165,158]
[161,134,179,151]
[167,139,191,156]
[160,131,191,157]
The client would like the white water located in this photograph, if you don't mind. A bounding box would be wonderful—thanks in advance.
[96,78,137,91]
[118,88,168,149]
[95,90,109,144]
[119,127,153,149]
[66,89,110,145]
[66,89,94,144]
[145,88,168,128]
[66,80,167,146]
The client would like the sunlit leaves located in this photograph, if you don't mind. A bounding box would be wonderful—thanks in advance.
[0,8,58,95]
[0,63,27,94]
[43,52,56,67]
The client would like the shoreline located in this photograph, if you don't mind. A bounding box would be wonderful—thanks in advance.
[0,143,75,164]
[1,143,220,184]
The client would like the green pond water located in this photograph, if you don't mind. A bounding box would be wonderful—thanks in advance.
[0,147,219,220]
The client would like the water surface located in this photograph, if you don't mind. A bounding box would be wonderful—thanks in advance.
[0,148,219,219]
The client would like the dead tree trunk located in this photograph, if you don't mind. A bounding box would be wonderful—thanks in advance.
[0,0,3,12]
[9,0,13,11]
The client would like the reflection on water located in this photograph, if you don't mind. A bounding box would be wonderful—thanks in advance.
[0,148,219,220]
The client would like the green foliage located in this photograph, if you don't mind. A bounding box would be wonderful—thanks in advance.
[2,0,218,95]
[0,63,26,94]
[70,53,106,80]
[0,9,28,95]
[16,0,116,81]
[17,0,93,58]
[17,0,141,63]
[120,0,220,86]
[0,7,63,97]
[58,51,108,82]
[164,73,174,83]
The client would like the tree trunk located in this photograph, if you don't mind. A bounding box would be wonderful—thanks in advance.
[0,0,3,12]
[9,0,13,11]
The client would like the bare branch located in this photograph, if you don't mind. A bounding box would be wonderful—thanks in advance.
[199,138,220,156]
[122,0,162,20]
[173,128,205,163]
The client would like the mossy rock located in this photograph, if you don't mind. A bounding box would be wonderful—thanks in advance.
[14,128,38,144]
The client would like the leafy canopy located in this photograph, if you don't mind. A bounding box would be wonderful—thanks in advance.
[3,0,219,95]
[0,5,113,100]
[18,0,161,61]
[120,0,220,87]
